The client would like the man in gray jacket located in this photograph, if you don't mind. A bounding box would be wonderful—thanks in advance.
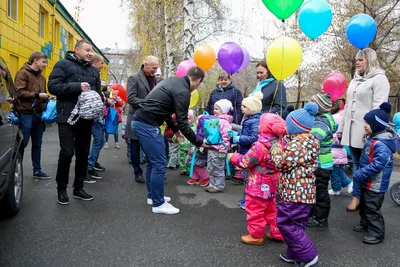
[126,56,159,183]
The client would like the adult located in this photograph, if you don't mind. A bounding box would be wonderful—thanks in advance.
[132,67,206,215]
[337,48,390,211]
[48,39,102,205]
[126,56,159,183]
[206,72,243,125]
[14,51,50,179]
[253,61,287,114]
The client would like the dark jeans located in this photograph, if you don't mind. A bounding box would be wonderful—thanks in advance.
[130,139,143,177]
[132,120,166,207]
[56,121,92,191]
[359,188,385,239]
[20,113,45,173]
[312,168,332,220]
[88,119,105,171]
[350,147,363,199]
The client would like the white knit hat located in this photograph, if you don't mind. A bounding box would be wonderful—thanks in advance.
[215,99,233,114]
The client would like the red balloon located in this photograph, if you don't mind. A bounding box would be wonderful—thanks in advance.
[323,73,348,101]
[113,84,127,102]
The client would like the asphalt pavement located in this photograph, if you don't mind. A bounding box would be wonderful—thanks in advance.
[0,124,399,267]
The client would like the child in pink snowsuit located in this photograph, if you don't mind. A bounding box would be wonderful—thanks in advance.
[229,113,286,245]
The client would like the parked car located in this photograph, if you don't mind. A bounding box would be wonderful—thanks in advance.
[0,57,24,218]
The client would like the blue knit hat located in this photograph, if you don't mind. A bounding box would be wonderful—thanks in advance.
[364,102,391,134]
[286,102,318,134]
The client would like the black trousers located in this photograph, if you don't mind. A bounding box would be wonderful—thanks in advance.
[359,188,385,239]
[312,168,332,220]
[56,121,92,191]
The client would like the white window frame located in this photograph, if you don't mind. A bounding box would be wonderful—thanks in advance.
[8,0,18,21]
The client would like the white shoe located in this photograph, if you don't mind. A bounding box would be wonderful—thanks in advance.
[328,189,340,196]
[347,182,353,194]
[152,202,180,214]
[147,196,171,205]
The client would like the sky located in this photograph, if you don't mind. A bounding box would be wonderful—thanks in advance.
[61,0,278,57]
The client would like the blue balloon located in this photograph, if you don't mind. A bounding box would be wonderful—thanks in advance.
[346,14,377,49]
[298,0,332,40]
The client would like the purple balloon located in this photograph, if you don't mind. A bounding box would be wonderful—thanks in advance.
[237,46,250,72]
[217,42,244,74]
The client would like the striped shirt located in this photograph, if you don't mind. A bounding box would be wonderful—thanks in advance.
[310,113,335,169]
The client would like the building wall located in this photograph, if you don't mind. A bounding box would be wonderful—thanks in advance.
[0,0,108,83]
[105,53,129,86]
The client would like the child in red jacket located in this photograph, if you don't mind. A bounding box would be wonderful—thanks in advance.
[104,89,124,149]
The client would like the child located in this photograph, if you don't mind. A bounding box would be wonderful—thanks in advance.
[228,92,263,209]
[353,102,397,244]
[186,146,210,187]
[329,111,353,196]
[307,93,335,228]
[394,112,400,154]
[104,89,124,149]
[229,113,285,245]
[167,114,180,169]
[174,110,196,175]
[121,122,131,163]
[271,102,320,266]
[205,99,233,193]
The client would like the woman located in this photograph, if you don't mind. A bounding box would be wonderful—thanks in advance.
[337,48,390,211]
[252,61,287,114]
[206,72,243,125]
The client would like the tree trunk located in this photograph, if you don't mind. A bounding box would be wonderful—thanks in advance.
[183,0,196,60]
[164,3,177,78]
[295,70,302,109]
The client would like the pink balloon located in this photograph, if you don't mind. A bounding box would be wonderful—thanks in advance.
[323,73,348,101]
[176,60,197,77]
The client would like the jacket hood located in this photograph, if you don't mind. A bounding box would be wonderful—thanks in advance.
[22,62,42,76]
[260,113,287,136]
[245,112,261,120]
[354,69,386,81]
[217,113,233,123]
[66,51,90,66]
[393,113,400,133]
[373,128,398,153]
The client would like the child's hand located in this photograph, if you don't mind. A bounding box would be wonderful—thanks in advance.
[189,148,194,155]
[227,130,238,138]
[232,136,240,144]
[227,153,233,162]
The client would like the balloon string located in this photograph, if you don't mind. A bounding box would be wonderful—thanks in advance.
[279,20,285,115]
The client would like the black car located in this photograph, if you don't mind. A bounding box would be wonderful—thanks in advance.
[0,57,24,218]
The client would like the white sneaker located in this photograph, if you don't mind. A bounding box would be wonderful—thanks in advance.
[147,196,171,205]
[347,182,353,194]
[328,189,340,196]
[152,202,180,214]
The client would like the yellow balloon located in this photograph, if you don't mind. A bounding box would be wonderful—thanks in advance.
[194,44,216,71]
[266,37,303,81]
[189,90,199,108]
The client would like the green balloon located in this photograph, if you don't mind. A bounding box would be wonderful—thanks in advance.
[262,0,304,20]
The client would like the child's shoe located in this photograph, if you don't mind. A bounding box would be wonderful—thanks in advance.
[267,227,284,241]
[187,178,200,185]
[306,216,328,228]
[237,199,245,210]
[280,251,296,263]
[241,234,264,246]
[347,182,353,193]
[115,142,120,149]
[199,178,210,187]
[294,255,319,267]
[104,142,109,149]
[347,197,360,211]
[328,189,340,196]
[206,187,222,193]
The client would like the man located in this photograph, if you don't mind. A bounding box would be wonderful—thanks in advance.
[126,56,159,183]
[132,66,206,215]
[14,51,50,179]
[48,39,101,205]
[86,54,108,182]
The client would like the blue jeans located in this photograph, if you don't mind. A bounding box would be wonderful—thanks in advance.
[130,139,143,177]
[350,147,362,198]
[132,120,166,207]
[88,119,105,171]
[21,113,45,173]
[105,131,119,143]
[331,166,352,192]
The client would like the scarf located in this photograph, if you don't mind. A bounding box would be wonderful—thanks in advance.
[251,78,275,96]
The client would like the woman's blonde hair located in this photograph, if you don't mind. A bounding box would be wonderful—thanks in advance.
[355,48,381,76]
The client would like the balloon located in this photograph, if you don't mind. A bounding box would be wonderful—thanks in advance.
[323,73,348,102]
[298,0,332,39]
[237,46,250,72]
[262,0,304,20]
[194,44,216,71]
[217,42,244,74]
[266,37,303,81]
[346,14,377,49]
[112,84,127,102]
[176,60,197,77]
[189,90,199,108]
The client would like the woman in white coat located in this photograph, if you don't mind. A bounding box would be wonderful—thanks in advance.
[337,48,390,211]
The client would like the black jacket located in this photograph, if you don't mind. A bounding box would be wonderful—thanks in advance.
[48,52,101,124]
[135,76,202,147]
[261,79,287,114]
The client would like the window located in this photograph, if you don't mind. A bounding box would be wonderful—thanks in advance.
[68,33,74,50]
[118,70,123,75]
[54,20,61,47]
[8,0,18,21]
[110,59,114,64]
[39,9,46,39]
[119,59,124,65]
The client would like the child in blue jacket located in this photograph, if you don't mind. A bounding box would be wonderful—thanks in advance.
[353,102,398,244]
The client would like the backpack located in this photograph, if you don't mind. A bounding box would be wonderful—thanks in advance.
[67,90,104,125]
[41,99,57,124]
[105,107,119,134]
[196,111,222,145]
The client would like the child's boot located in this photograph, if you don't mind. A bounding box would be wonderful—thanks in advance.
[241,234,264,246]
[187,178,200,185]
[347,197,360,211]
[199,178,210,187]
[267,226,284,241]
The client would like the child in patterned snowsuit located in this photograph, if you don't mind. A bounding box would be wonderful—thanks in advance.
[174,110,196,175]
[229,113,285,245]
[271,102,320,266]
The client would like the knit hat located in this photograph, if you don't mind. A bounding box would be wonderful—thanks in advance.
[260,113,287,136]
[242,92,263,114]
[364,102,391,133]
[286,102,318,134]
[215,99,233,114]
[188,109,195,121]
[310,93,332,115]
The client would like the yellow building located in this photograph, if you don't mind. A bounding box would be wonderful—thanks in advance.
[0,0,108,82]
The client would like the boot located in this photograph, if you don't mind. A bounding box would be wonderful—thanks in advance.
[241,234,264,246]
[267,227,284,241]
[347,197,360,211]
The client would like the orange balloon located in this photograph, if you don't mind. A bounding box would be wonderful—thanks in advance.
[194,44,216,71]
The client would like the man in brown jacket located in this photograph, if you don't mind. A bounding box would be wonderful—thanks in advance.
[15,51,50,179]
